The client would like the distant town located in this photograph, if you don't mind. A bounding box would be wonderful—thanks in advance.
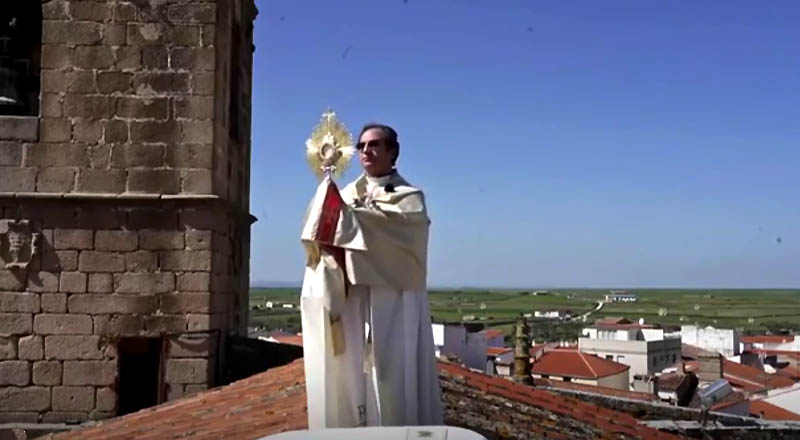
[250,287,800,427]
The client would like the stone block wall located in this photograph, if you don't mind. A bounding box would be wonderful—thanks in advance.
[0,0,256,423]
[2,0,225,195]
[0,199,249,423]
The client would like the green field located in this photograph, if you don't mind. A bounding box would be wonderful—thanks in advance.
[249,287,800,342]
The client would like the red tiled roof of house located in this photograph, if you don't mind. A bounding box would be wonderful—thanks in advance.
[534,378,659,402]
[50,359,308,440]
[591,318,656,330]
[750,400,800,421]
[270,334,303,346]
[742,335,795,344]
[776,365,800,380]
[437,362,680,440]
[709,391,747,411]
[748,349,800,360]
[722,360,795,391]
[682,359,796,392]
[596,317,630,325]
[486,346,512,357]
[51,358,680,440]
[532,349,629,380]
[484,329,503,340]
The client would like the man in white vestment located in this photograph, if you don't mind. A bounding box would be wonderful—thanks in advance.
[300,123,444,428]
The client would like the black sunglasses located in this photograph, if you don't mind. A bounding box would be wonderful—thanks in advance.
[355,139,386,151]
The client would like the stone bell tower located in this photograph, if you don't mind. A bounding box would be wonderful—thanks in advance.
[0,0,256,423]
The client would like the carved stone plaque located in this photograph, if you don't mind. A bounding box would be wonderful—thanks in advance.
[0,220,41,269]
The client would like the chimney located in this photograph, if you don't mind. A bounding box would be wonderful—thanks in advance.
[697,354,723,382]
[513,315,533,385]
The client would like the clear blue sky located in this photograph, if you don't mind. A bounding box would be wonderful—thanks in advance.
[250,0,799,289]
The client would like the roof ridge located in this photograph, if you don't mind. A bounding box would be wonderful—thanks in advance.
[579,351,598,378]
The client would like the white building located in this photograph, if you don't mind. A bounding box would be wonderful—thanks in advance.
[681,325,740,358]
[605,292,638,303]
[486,347,514,376]
[432,323,488,371]
[579,318,681,379]
[533,309,573,320]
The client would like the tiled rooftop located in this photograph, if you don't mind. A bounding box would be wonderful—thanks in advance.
[742,335,795,344]
[267,333,304,347]
[682,359,795,392]
[590,317,656,330]
[486,346,512,357]
[48,358,681,440]
[49,359,307,440]
[532,349,629,380]
[437,362,681,440]
[747,348,800,360]
[750,400,800,422]
[483,329,503,340]
[777,365,800,381]
[534,378,660,402]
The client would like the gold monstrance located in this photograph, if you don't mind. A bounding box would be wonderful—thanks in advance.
[305,109,354,180]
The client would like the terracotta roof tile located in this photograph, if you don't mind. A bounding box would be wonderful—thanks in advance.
[483,329,503,340]
[777,365,800,380]
[532,349,629,379]
[50,359,307,440]
[722,360,795,391]
[709,391,747,410]
[534,378,659,402]
[750,400,800,421]
[748,349,800,360]
[742,335,795,344]
[269,334,303,346]
[486,346,512,356]
[51,358,681,440]
[683,359,795,392]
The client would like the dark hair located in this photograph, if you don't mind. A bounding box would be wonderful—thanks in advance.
[358,123,400,165]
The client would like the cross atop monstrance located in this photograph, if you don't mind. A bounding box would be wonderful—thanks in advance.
[305,108,354,180]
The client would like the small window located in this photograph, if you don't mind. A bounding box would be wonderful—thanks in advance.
[605,355,613,360]
[563,377,572,382]
[0,4,42,116]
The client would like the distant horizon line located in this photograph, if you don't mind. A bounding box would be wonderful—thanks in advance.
[249,281,799,290]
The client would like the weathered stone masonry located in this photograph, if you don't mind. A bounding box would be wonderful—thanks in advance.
[0,0,256,423]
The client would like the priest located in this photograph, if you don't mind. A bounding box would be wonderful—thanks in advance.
[300,123,443,428]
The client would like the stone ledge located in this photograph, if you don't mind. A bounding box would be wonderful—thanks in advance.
[0,192,222,201]
[0,192,256,223]
[0,116,39,141]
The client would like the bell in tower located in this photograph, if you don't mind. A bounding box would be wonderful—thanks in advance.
[0,66,23,113]
[0,5,42,116]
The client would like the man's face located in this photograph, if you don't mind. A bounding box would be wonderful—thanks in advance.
[357,128,395,177]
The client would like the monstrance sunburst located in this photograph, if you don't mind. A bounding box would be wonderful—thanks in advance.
[305,109,354,180]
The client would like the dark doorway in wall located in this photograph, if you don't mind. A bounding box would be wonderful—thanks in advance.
[118,338,163,415]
